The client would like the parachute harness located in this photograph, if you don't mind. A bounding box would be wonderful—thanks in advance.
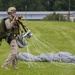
[15,18,32,48]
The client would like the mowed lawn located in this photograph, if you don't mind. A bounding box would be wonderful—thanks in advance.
[0,21,75,75]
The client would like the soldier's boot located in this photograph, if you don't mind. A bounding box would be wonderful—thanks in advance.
[1,65,9,70]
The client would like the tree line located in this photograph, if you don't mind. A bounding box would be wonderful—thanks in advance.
[0,0,75,11]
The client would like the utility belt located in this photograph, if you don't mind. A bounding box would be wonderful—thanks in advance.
[5,32,17,44]
[12,26,19,34]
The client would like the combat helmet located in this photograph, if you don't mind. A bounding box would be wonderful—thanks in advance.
[7,7,16,13]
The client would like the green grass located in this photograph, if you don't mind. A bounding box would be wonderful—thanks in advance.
[0,21,75,75]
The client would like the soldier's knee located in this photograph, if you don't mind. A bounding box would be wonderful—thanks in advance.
[12,53,17,57]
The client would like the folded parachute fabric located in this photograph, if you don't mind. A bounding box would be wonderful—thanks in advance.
[18,52,75,63]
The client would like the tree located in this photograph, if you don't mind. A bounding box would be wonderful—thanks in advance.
[0,0,74,11]
[26,0,45,11]
[71,0,75,10]
[41,0,55,11]
[53,0,68,11]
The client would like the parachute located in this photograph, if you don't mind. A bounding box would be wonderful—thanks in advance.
[0,18,7,45]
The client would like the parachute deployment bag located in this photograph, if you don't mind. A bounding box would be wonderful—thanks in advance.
[0,18,7,45]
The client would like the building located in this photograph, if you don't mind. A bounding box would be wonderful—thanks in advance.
[0,11,75,21]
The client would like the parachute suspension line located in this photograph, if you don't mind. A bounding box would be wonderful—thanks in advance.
[39,37,60,52]
[32,35,52,52]
[30,38,43,54]
[30,36,47,53]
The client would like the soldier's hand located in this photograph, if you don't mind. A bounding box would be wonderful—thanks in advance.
[11,16,17,24]
[12,16,19,22]
[15,16,19,20]
[13,16,19,21]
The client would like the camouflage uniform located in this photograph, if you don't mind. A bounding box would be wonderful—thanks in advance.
[1,14,19,69]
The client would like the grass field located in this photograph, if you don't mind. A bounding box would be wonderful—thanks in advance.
[0,21,75,75]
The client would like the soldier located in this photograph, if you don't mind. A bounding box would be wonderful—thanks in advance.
[1,7,19,70]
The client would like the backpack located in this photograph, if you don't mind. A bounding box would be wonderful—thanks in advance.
[0,18,7,45]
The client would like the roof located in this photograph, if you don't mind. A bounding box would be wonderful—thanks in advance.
[0,11,75,15]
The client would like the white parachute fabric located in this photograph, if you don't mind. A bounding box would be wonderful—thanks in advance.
[18,53,35,61]
[18,52,75,63]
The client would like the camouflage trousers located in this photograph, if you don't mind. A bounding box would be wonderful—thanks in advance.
[2,39,18,68]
